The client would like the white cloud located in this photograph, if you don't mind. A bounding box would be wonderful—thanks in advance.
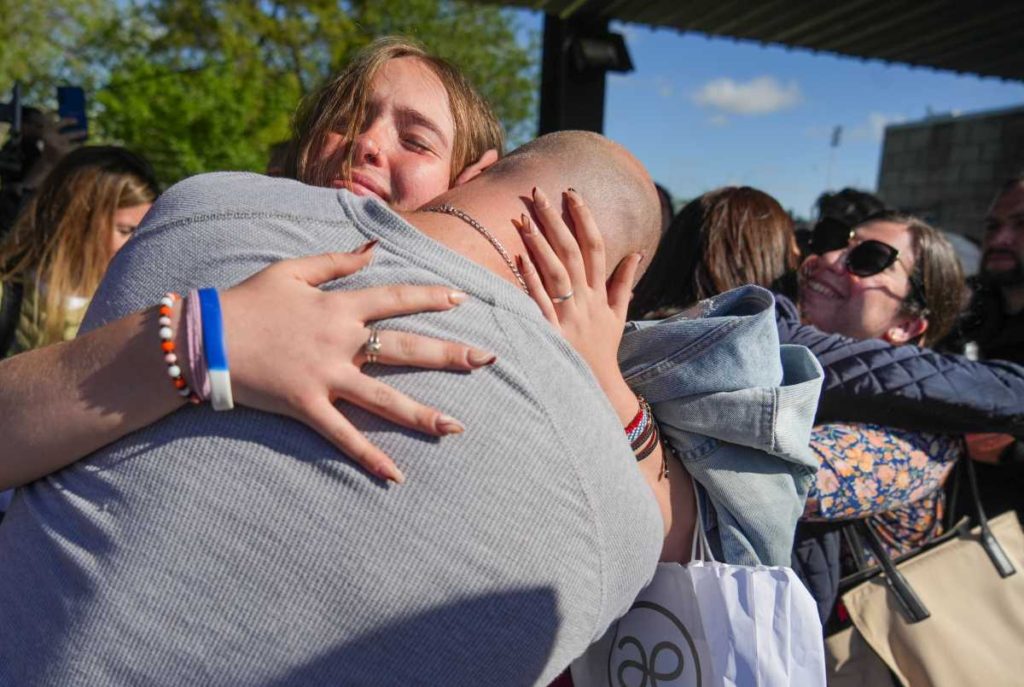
[848,112,906,142]
[693,76,802,115]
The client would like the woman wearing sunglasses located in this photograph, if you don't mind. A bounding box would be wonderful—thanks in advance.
[798,212,955,346]
[630,188,1024,616]
[792,212,968,605]
[633,191,1022,437]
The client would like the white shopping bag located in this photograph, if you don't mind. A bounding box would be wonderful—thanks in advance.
[571,491,825,687]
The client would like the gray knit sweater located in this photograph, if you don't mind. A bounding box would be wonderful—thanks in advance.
[0,173,662,686]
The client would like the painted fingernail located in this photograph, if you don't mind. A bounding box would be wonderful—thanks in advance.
[356,239,379,254]
[437,415,466,435]
[448,291,468,305]
[518,214,535,234]
[381,464,405,484]
[515,254,528,275]
[532,187,549,209]
[510,216,522,232]
[468,349,497,366]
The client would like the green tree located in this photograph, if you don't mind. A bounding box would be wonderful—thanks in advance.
[0,0,112,100]
[1,0,537,185]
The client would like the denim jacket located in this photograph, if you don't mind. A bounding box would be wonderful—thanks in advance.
[619,286,824,566]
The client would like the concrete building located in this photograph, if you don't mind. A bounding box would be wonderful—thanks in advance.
[877,105,1024,241]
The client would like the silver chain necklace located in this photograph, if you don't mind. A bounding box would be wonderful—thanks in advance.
[423,203,529,293]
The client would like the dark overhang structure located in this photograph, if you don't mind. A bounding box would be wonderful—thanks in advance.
[478,0,1024,133]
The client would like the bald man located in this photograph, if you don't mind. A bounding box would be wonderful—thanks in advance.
[0,132,669,686]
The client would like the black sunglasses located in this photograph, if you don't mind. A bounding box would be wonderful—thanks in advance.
[811,220,929,311]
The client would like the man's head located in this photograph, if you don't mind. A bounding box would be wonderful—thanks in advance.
[449,130,662,277]
[981,177,1024,286]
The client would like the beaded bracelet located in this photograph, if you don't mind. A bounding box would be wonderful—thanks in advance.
[624,395,669,478]
[635,421,660,461]
[627,396,655,451]
[624,402,645,437]
[157,293,200,404]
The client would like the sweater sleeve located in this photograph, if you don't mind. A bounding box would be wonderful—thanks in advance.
[774,294,1024,434]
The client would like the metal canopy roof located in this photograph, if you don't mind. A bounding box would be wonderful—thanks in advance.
[487,0,1024,81]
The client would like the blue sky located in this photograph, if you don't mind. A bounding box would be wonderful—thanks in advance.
[513,12,1024,218]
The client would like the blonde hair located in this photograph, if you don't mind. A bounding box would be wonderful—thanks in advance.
[0,146,159,346]
[286,36,504,187]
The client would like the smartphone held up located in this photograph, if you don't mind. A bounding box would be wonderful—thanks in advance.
[57,86,88,141]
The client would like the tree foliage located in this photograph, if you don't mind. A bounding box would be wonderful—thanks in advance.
[0,0,537,184]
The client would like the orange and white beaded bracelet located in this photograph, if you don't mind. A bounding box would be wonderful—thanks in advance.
[158,292,200,404]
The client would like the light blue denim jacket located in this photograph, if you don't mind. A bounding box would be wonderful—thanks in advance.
[619,286,824,566]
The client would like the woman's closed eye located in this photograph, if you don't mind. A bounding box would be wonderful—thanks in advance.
[402,133,437,155]
[115,224,137,238]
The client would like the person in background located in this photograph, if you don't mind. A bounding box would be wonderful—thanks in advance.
[942,176,1024,517]
[633,186,1024,436]
[0,146,158,358]
[264,140,291,177]
[0,107,86,237]
[0,146,157,514]
[973,176,1024,362]
[810,188,887,244]
[654,182,674,234]
[629,185,1024,618]
[795,212,966,553]
[631,186,799,318]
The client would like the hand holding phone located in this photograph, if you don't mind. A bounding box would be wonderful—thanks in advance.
[57,86,88,140]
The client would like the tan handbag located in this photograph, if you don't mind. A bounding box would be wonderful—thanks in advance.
[831,459,1024,687]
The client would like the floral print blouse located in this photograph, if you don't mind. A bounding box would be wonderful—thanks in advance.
[803,423,962,559]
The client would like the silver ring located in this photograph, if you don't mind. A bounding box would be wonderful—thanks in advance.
[363,326,383,364]
[550,290,574,304]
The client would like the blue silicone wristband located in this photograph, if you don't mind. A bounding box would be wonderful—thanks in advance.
[197,288,233,411]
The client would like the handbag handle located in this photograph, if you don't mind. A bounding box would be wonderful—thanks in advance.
[964,456,1017,578]
[855,519,931,623]
[847,455,1017,624]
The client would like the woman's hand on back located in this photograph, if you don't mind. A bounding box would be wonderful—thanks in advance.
[219,242,496,483]
[518,189,695,561]
[514,187,642,419]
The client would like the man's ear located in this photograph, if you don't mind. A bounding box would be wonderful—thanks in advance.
[883,315,928,345]
[453,148,499,186]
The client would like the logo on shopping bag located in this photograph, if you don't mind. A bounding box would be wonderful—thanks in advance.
[607,601,701,687]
